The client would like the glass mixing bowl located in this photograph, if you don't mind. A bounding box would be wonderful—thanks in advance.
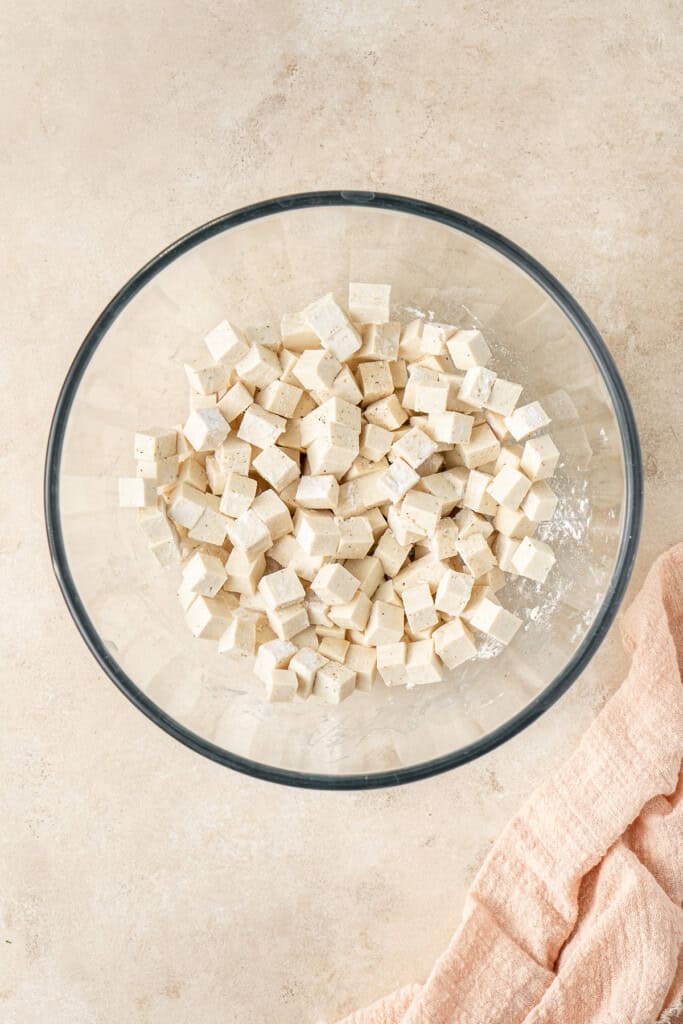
[44,192,642,788]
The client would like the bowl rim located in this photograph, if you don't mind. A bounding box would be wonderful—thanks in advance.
[44,190,643,790]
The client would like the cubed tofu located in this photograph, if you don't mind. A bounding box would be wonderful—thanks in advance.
[521,481,558,522]
[303,292,362,361]
[380,458,420,502]
[183,407,230,452]
[520,435,560,480]
[313,662,356,704]
[505,401,550,441]
[433,618,477,668]
[446,329,491,369]
[463,469,498,516]
[402,582,438,634]
[487,466,532,509]
[118,476,157,508]
[134,427,177,460]
[376,642,408,686]
[294,509,340,556]
[218,615,257,658]
[183,550,227,597]
[184,360,231,396]
[185,594,236,640]
[459,424,500,469]
[336,516,374,559]
[295,475,340,511]
[235,344,281,389]
[311,562,360,605]
[434,569,474,616]
[358,361,395,405]
[401,490,442,534]
[237,405,286,449]
[511,536,556,582]
[391,427,438,470]
[204,319,249,365]
[289,647,329,698]
[466,596,521,644]
[258,568,306,610]
[457,533,496,577]
[219,472,257,517]
[364,394,408,430]
[328,591,372,631]
[256,380,302,418]
[226,508,272,559]
[218,381,254,423]
[252,446,301,492]
[251,490,293,540]
[364,600,405,646]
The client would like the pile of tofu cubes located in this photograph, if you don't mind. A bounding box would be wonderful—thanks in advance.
[119,283,561,704]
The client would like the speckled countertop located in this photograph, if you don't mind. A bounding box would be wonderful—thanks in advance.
[2,3,681,1021]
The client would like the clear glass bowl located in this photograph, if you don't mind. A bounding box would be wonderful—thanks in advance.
[44,192,642,788]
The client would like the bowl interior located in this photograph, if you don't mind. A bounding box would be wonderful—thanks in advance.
[48,196,639,786]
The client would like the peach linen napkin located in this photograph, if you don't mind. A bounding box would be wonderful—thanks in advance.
[337,544,683,1024]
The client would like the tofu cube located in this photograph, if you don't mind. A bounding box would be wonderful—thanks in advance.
[336,516,374,559]
[493,505,537,539]
[313,662,356,704]
[135,454,179,486]
[505,401,550,441]
[185,594,235,640]
[485,378,523,417]
[251,490,293,540]
[264,669,299,702]
[494,444,523,475]
[374,529,411,577]
[293,349,342,391]
[511,536,556,582]
[280,311,320,351]
[168,482,208,528]
[311,562,360,605]
[358,361,395,405]
[376,642,408,686]
[402,582,438,634]
[219,472,257,517]
[493,534,521,572]
[218,615,257,658]
[318,396,362,431]
[307,425,358,476]
[137,500,177,544]
[204,319,249,365]
[364,600,405,646]
[238,405,286,449]
[134,427,177,460]
[487,466,532,509]
[459,424,500,469]
[235,344,281,389]
[178,457,208,492]
[454,508,494,539]
[458,366,497,408]
[348,282,391,323]
[149,535,181,567]
[215,436,252,474]
[226,508,272,559]
[254,638,297,681]
[184,360,230,396]
[118,476,157,508]
[245,323,280,349]
[342,555,384,598]
[405,640,444,685]
[267,603,310,641]
[520,435,560,480]
[296,475,340,511]
[391,427,437,470]
[183,550,227,597]
[328,591,372,631]
[435,569,474,616]
[225,547,266,596]
[386,505,423,546]
[294,510,340,556]
[401,491,442,534]
[428,411,474,445]
[256,380,302,418]
[344,644,377,691]
[420,468,467,513]
[364,394,408,430]
[359,422,394,462]
[187,495,229,545]
[218,381,254,423]
[446,329,491,370]
[429,518,460,559]
[380,458,420,502]
[258,568,305,610]
[252,447,300,492]
[466,597,522,644]
[390,359,408,389]
[289,648,329,698]
[358,322,400,361]
[521,481,558,522]
[457,534,496,577]
[331,365,363,404]
[303,292,361,361]
[463,470,497,515]
[183,408,230,452]
[411,380,449,414]
[484,410,510,442]
[433,618,477,668]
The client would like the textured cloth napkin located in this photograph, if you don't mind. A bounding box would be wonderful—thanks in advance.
[337,544,683,1024]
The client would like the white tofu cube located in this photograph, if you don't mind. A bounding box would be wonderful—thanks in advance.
[183,550,227,597]
[307,424,358,476]
[454,508,493,539]
[505,401,550,441]
[311,562,360,606]
[458,366,497,408]
[446,329,491,369]
[435,569,474,616]
[493,505,537,539]
[485,378,523,417]
[328,591,372,631]
[386,505,423,546]
[521,435,560,480]
[376,642,408,686]
[487,466,532,509]
[256,380,302,418]
[204,319,249,365]
[433,618,477,668]
[344,644,376,691]
[134,427,177,460]
[267,602,310,641]
[118,476,157,508]
[313,662,356,704]
[252,447,300,492]
[183,408,230,452]
[521,481,558,522]
[264,669,298,702]
[358,361,394,405]
[245,323,280,349]
[218,615,257,658]
[254,638,297,681]
[187,495,229,545]
[185,594,236,640]
[235,344,281,389]
[294,509,340,556]
[494,444,523,475]
[511,536,556,582]
[405,640,444,685]
[280,311,320,351]
[391,427,437,470]
[331,365,363,404]
[289,648,328,698]
[463,469,497,515]
[457,534,496,577]
[428,411,474,445]
[137,500,177,544]
[365,506,387,540]
[401,491,442,534]
[402,582,438,634]
[251,490,292,540]
[167,482,208,528]
[219,472,257,517]
[178,457,208,492]
[184,360,231,396]
[358,322,400,361]
[359,423,393,462]
[237,405,286,449]
[410,380,449,414]
[348,282,391,323]
[336,516,374,559]
[420,322,453,355]
[364,394,408,430]
[421,468,467,512]
[493,534,520,572]
[364,600,404,646]
[342,555,384,597]
[295,475,340,511]
[224,547,266,596]
[429,517,460,559]
[149,534,182,567]
[380,458,420,502]
[459,424,500,469]
[303,292,361,361]
[218,381,254,423]
[226,508,272,559]
[318,396,362,431]
[293,349,342,391]
[374,529,411,577]
[467,596,521,644]
[258,568,305,610]
[135,454,179,487]
[390,359,408,388]
[215,436,252,474]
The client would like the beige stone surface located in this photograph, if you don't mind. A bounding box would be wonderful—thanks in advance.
[1,2,681,1021]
